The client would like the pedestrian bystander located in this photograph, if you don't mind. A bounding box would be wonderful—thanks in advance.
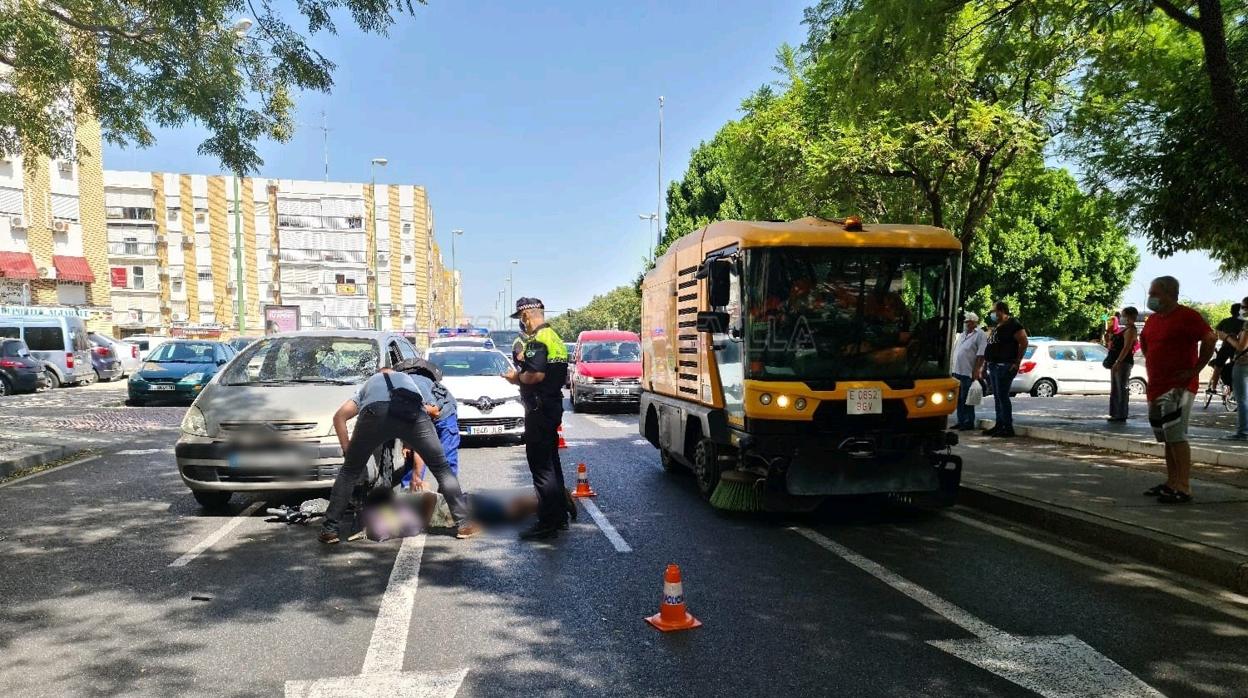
[1107,306,1139,423]
[1208,302,1244,395]
[951,312,987,430]
[982,301,1028,438]
[1139,276,1217,503]
[1218,295,1248,442]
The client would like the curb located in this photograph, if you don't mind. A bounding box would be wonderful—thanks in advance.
[975,419,1248,469]
[0,444,73,480]
[958,483,1248,594]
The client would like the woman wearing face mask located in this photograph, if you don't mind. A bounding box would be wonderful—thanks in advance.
[1220,297,1248,442]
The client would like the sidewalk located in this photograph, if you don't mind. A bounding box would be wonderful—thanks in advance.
[0,439,76,480]
[957,435,1248,594]
[977,396,1248,468]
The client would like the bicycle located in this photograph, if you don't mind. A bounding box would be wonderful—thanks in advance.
[1203,365,1238,411]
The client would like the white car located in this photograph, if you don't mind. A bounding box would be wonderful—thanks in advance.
[123,334,171,361]
[430,336,497,351]
[1010,340,1149,397]
[425,347,524,440]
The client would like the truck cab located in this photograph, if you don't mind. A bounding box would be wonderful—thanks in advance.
[640,217,963,510]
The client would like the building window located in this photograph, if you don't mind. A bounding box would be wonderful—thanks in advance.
[132,266,145,290]
[172,280,183,292]
[123,237,138,255]
[167,208,178,222]
[105,206,154,221]
[198,272,212,281]
[402,223,412,234]
[194,209,208,224]
[57,161,74,177]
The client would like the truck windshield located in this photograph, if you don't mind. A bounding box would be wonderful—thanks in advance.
[743,248,958,381]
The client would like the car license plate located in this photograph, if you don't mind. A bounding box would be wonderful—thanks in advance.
[469,425,506,435]
[149,384,175,391]
[847,388,882,415]
[603,388,631,396]
[229,451,304,468]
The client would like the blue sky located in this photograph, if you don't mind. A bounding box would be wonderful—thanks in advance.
[103,0,1242,321]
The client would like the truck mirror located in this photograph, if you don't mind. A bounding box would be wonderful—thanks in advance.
[696,311,729,333]
[707,259,732,307]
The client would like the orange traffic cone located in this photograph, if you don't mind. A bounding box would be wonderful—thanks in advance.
[557,424,568,450]
[572,462,597,498]
[645,564,702,632]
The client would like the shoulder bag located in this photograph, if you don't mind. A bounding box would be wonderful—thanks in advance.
[383,372,426,422]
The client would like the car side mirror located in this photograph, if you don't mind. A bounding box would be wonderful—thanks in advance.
[696,311,729,333]
[217,359,228,366]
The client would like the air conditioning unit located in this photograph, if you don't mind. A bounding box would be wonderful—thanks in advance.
[52,220,70,232]
[172,312,187,322]
[38,266,55,280]
[267,249,279,259]
[9,216,26,229]
[309,286,320,295]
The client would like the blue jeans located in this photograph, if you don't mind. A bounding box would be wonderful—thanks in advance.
[401,414,461,487]
[1233,363,1248,437]
[987,362,1017,429]
[953,373,975,428]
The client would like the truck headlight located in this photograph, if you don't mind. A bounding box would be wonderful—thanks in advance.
[180,405,210,436]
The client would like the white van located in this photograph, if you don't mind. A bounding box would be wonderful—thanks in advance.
[0,315,94,388]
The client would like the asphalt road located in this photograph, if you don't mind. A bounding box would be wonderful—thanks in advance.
[1,385,1245,697]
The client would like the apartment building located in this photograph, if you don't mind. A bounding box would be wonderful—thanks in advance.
[0,118,112,329]
[102,172,462,344]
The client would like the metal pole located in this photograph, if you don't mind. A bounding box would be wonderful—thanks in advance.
[234,174,245,333]
[658,95,664,252]
[370,166,380,330]
[451,229,462,324]
[322,110,329,181]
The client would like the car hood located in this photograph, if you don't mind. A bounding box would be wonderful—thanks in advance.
[576,361,641,378]
[137,362,218,380]
[195,382,360,435]
[441,375,518,401]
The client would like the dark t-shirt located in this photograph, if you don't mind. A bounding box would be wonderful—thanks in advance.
[985,317,1025,364]
[1213,316,1245,364]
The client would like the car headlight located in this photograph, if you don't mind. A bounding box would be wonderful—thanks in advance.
[575,373,594,384]
[180,405,210,436]
[180,372,205,384]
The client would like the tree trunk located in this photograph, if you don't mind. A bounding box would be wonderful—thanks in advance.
[1195,0,1248,180]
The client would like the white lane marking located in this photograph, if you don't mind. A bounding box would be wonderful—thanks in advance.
[580,499,633,552]
[285,533,469,697]
[361,534,426,675]
[116,448,173,455]
[791,527,1162,698]
[943,511,1248,622]
[168,500,265,567]
[0,454,99,488]
[585,414,630,429]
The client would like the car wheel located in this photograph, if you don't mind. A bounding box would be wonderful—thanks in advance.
[1128,378,1146,396]
[93,369,103,383]
[692,439,721,500]
[571,388,582,413]
[1030,378,1057,398]
[0,376,9,396]
[192,491,233,509]
[44,369,61,390]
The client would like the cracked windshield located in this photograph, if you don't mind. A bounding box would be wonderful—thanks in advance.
[1,1,1245,697]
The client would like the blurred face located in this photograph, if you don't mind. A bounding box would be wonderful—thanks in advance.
[1147,281,1176,311]
[965,319,978,332]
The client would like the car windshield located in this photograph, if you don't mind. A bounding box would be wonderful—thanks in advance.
[580,341,641,363]
[220,336,379,385]
[147,342,218,363]
[744,247,959,380]
[428,350,511,377]
[230,337,259,350]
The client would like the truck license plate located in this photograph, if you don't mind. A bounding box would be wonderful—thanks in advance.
[469,425,506,435]
[847,388,882,415]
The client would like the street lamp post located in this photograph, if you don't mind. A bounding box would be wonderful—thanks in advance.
[639,212,657,259]
[451,229,463,324]
[657,95,664,252]
[231,17,252,334]
[508,260,518,330]
[369,157,388,330]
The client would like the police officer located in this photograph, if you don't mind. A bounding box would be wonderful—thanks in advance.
[503,297,570,540]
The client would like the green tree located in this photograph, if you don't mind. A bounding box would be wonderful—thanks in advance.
[661,131,744,256]
[549,285,641,339]
[962,161,1139,340]
[0,0,424,174]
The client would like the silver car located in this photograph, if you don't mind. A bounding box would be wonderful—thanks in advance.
[1010,340,1148,397]
[175,329,421,509]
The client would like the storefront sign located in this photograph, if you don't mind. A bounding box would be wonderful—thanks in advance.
[264,304,300,334]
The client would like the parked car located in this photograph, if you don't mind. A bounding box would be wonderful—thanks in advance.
[1010,340,1149,397]
[89,332,141,376]
[88,336,124,382]
[175,330,418,508]
[229,336,261,352]
[122,334,170,361]
[426,347,524,440]
[0,315,94,388]
[127,340,236,406]
[569,330,642,412]
[0,338,49,395]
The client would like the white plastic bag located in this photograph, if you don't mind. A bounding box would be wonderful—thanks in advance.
[965,380,983,406]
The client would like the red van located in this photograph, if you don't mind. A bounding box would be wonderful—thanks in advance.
[569,330,642,412]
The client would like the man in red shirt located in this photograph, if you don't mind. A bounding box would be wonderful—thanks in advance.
[1139,276,1216,504]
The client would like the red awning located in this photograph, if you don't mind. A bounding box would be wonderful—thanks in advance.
[0,252,38,280]
[52,255,96,283]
